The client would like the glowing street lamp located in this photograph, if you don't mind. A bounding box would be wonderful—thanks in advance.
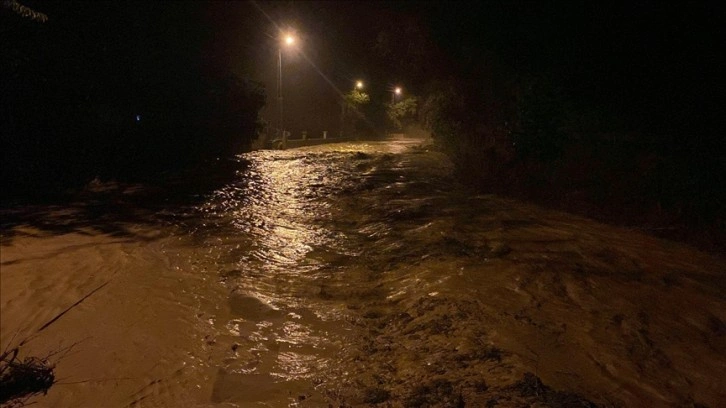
[278,32,297,148]
[356,80,364,90]
[392,86,402,104]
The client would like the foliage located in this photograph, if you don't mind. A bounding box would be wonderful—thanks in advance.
[418,80,467,152]
[387,97,418,130]
[342,89,370,135]
[1,0,47,22]
[122,73,266,174]
[1,1,267,198]
[345,89,370,106]
[511,76,568,162]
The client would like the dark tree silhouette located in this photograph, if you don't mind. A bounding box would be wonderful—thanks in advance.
[1,1,266,199]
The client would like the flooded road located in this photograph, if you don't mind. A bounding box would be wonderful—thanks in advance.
[2,139,725,407]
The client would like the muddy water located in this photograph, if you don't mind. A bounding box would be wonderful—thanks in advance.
[1,139,725,407]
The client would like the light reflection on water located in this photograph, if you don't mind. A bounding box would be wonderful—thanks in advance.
[191,141,438,406]
[159,140,726,407]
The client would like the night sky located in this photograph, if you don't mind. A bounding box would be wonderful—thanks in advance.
[203,1,417,137]
[9,0,722,140]
[196,0,722,145]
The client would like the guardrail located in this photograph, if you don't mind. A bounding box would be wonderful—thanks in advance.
[263,130,358,149]
[282,136,354,149]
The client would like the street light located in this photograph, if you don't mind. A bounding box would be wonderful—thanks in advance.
[392,86,402,104]
[342,80,365,137]
[278,32,296,148]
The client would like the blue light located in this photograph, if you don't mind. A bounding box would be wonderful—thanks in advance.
[135,114,141,122]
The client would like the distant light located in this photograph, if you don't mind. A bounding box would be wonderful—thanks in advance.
[135,114,141,122]
[394,87,402,95]
[285,35,295,46]
[356,80,364,89]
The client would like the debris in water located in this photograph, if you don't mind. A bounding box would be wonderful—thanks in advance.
[0,347,55,407]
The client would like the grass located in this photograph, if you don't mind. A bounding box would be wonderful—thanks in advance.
[0,347,55,407]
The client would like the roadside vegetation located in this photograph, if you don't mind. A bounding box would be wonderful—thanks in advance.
[372,3,725,252]
[418,74,725,252]
[1,2,265,200]
[0,347,55,407]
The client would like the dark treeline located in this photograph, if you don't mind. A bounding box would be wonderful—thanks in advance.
[1,1,265,199]
[375,1,724,241]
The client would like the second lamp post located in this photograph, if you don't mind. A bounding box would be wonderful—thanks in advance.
[278,33,296,148]
[391,86,402,104]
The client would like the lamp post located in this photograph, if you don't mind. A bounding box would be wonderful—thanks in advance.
[389,87,402,136]
[342,80,364,138]
[278,33,295,148]
[391,86,402,104]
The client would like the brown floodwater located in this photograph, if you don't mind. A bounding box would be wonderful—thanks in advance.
[1,139,725,407]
